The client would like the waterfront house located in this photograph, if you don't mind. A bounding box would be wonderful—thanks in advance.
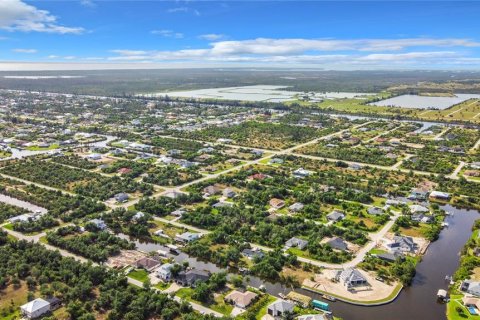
[224,290,258,309]
[377,251,405,263]
[429,191,451,201]
[408,189,428,201]
[461,280,480,297]
[337,268,368,287]
[409,204,429,214]
[241,248,265,260]
[266,300,295,319]
[175,232,201,243]
[134,257,160,271]
[387,236,418,254]
[156,263,174,281]
[175,269,210,287]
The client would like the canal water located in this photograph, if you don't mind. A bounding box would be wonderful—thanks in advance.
[299,205,479,320]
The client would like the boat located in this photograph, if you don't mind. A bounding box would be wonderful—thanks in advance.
[322,294,337,302]
[279,293,287,299]
[437,289,448,303]
[441,222,449,228]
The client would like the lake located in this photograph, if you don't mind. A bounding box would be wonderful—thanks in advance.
[145,85,373,102]
[370,94,480,110]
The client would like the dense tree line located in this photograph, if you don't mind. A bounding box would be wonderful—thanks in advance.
[3,159,153,200]
[0,240,223,319]
[143,166,202,186]
[51,155,98,170]
[46,226,135,262]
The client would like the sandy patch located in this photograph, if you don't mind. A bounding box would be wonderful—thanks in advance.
[303,269,398,302]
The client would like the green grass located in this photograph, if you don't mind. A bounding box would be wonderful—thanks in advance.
[127,269,149,283]
[369,248,388,255]
[154,282,171,291]
[26,143,59,151]
[176,288,233,316]
[447,294,480,320]
[2,223,13,231]
[0,151,12,158]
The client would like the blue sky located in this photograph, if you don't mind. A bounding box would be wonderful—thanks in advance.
[1,0,480,70]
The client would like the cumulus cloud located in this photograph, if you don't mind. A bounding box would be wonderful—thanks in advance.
[108,37,478,65]
[207,38,480,55]
[13,48,37,53]
[151,29,184,39]
[0,0,84,34]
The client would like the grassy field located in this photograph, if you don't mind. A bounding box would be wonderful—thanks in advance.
[26,143,60,151]
[127,269,149,283]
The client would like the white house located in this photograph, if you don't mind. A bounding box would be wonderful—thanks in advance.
[156,263,174,281]
[20,298,51,319]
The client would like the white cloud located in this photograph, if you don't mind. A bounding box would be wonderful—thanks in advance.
[198,33,226,41]
[108,37,478,65]
[151,29,184,39]
[358,51,458,61]
[167,7,200,16]
[13,48,37,53]
[110,50,148,56]
[0,0,84,34]
[47,55,59,59]
[207,38,480,56]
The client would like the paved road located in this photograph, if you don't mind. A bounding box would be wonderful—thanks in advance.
[449,161,466,179]
[0,173,77,196]
[154,216,211,235]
